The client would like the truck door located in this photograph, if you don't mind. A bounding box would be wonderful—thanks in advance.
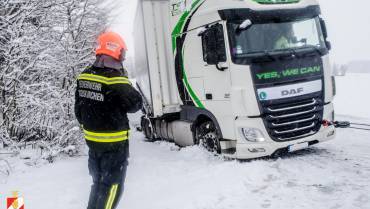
[180,29,206,108]
[182,22,235,140]
[182,22,231,108]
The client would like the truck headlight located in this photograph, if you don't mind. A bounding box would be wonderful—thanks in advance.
[239,127,265,142]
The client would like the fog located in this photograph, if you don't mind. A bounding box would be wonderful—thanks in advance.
[112,0,370,64]
[318,0,370,64]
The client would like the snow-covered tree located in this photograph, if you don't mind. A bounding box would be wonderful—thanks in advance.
[0,0,110,158]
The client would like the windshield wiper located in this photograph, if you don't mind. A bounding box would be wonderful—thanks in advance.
[237,46,323,62]
[271,48,299,60]
[267,46,324,59]
[296,46,324,57]
[238,49,297,62]
[241,50,277,62]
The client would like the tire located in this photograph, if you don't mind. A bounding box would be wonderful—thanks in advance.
[141,116,155,142]
[194,121,221,154]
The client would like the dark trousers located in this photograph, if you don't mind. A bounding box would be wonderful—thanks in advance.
[87,144,129,209]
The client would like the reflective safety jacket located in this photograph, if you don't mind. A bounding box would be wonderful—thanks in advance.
[75,66,143,152]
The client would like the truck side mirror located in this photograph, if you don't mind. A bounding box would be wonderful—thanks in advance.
[326,41,332,51]
[319,18,328,39]
[319,18,331,50]
[201,24,227,69]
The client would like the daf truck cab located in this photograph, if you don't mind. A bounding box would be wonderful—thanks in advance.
[134,0,336,159]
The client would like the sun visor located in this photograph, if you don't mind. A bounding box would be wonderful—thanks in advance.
[218,5,321,23]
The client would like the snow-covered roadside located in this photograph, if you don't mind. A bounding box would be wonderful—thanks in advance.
[0,156,90,209]
[1,127,370,209]
[1,73,370,209]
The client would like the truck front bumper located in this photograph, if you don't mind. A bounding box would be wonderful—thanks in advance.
[221,103,336,160]
[222,125,335,159]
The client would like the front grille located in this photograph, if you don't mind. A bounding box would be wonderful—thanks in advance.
[261,93,324,141]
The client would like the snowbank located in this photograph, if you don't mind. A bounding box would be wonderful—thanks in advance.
[1,128,370,209]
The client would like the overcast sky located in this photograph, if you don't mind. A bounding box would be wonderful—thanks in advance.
[318,0,370,64]
[111,0,370,64]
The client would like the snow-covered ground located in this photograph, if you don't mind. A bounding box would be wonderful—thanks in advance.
[1,73,370,209]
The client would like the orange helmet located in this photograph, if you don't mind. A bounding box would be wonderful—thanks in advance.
[96,31,127,61]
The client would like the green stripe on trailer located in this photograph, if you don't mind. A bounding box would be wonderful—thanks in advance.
[181,49,204,108]
[171,0,202,53]
[172,0,205,108]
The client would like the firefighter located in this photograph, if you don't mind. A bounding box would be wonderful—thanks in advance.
[74,31,143,209]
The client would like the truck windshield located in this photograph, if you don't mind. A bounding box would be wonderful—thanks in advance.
[228,17,326,58]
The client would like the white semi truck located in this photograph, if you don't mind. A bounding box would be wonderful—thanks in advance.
[133,0,336,159]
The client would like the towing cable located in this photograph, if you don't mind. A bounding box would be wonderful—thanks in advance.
[323,120,370,131]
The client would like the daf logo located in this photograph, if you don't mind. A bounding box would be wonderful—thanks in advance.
[281,87,304,96]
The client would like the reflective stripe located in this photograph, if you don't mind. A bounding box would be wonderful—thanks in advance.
[84,129,129,143]
[85,135,128,143]
[78,73,131,85]
[83,129,128,137]
[105,184,118,209]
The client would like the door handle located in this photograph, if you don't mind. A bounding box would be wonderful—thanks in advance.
[216,64,228,71]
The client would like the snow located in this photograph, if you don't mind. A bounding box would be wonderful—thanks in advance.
[334,73,370,118]
[1,74,370,209]
[1,128,370,209]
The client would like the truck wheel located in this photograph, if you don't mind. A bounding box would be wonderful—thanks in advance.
[195,121,221,154]
[141,116,155,142]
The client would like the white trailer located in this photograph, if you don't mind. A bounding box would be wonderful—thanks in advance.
[134,0,336,159]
